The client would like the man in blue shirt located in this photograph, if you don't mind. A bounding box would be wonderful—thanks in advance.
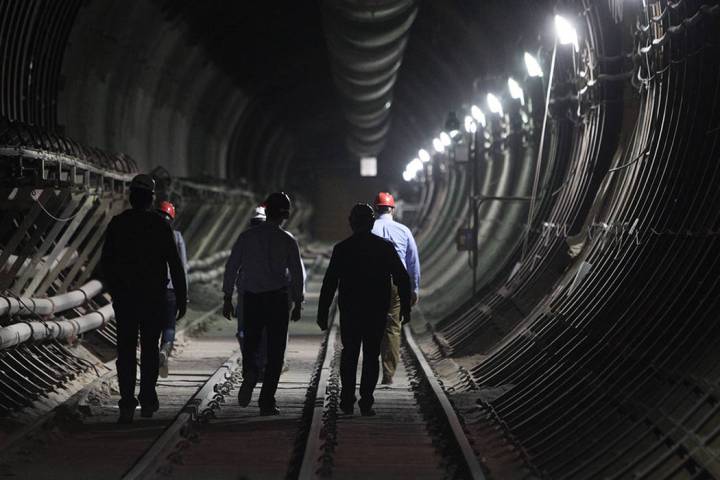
[372,192,420,384]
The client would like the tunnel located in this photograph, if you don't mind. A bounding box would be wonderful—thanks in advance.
[1,0,720,478]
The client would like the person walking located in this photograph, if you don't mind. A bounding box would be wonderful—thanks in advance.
[317,203,411,416]
[101,174,187,424]
[372,192,420,385]
[156,201,188,378]
[222,192,304,416]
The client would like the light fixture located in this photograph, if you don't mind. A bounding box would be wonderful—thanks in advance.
[471,105,487,127]
[554,14,579,51]
[432,137,444,153]
[418,148,431,162]
[464,115,477,133]
[408,158,423,173]
[402,170,414,182]
[507,77,525,105]
[524,52,543,77]
[440,131,452,146]
[486,93,503,115]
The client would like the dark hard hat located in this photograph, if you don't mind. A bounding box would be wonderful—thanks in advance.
[129,174,155,193]
[374,192,395,207]
[350,203,375,223]
[264,192,291,215]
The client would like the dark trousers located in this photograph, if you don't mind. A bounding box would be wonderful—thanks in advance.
[242,289,290,409]
[114,295,165,410]
[339,312,386,410]
[161,289,177,346]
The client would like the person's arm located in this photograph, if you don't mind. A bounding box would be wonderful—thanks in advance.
[317,247,340,330]
[99,219,117,294]
[177,231,189,292]
[287,238,305,321]
[164,225,187,319]
[222,234,243,319]
[405,230,421,304]
[389,244,412,323]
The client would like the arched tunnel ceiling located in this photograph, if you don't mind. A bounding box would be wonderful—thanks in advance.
[51,0,555,189]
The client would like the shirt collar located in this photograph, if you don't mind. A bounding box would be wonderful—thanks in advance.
[378,213,393,221]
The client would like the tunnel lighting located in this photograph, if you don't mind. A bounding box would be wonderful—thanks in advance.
[508,77,525,105]
[408,158,424,174]
[418,148,431,162]
[524,52,543,77]
[402,170,414,182]
[555,14,579,51]
[464,115,477,133]
[449,129,460,138]
[440,131,452,147]
[432,137,444,153]
[360,157,377,177]
[486,93,503,115]
[470,105,487,127]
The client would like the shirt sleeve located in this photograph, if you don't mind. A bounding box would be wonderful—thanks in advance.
[165,223,187,306]
[287,237,305,303]
[405,230,421,294]
[177,231,189,290]
[389,243,412,313]
[318,246,340,322]
[223,234,243,298]
[100,219,116,292]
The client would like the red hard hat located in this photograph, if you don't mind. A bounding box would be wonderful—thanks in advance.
[375,192,395,207]
[158,201,176,220]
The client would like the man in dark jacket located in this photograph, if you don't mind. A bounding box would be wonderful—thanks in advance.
[317,203,411,416]
[101,174,187,424]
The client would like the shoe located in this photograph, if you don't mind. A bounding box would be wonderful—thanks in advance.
[117,408,135,424]
[237,380,254,407]
[381,376,393,385]
[360,408,376,417]
[140,401,159,418]
[259,406,280,416]
[340,403,354,415]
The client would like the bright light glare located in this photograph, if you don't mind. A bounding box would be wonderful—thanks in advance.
[432,138,444,153]
[408,158,424,174]
[508,77,525,105]
[471,105,487,127]
[487,93,503,115]
[418,148,431,162]
[524,52,543,77]
[449,129,460,138]
[464,115,477,133]
[555,15,579,51]
[402,170,414,182]
[440,131,451,146]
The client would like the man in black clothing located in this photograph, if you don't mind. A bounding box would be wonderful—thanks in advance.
[317,203,411,416]
[101,174,187,424]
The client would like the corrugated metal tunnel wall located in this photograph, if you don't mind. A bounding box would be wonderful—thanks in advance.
[413,0,720,476]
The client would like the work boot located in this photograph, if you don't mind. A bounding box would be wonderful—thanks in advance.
[237,380,254,407]
[117,407,135,424]
[360,407,376,417]
[339,401,354,415]
[259,406,280,416]
[140,400,160,418]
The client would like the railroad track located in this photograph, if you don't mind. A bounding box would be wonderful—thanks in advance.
[123,308,487,479]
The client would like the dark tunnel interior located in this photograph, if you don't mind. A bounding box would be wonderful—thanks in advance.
[1,0,720,478]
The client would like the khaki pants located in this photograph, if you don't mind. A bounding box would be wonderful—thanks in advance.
[381,284,402,380]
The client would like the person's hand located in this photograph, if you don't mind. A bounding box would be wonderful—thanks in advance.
[401,309,411,325]
[316,313,328,331]
[223,297,234,320]
[411,292,418,306]
[291,303,302,322]
[177,301,187,321]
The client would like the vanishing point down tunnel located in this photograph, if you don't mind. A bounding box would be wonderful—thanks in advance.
[1,0,720,478]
